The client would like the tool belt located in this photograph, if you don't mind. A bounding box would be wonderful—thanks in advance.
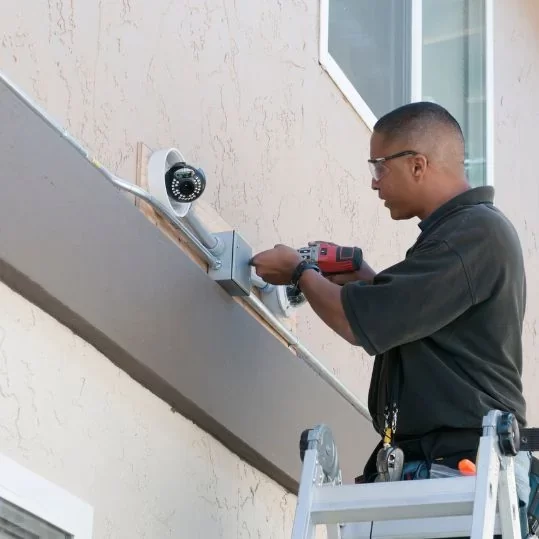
[395,428,482,467]
[357,427,539,538]
[356,427,481,484]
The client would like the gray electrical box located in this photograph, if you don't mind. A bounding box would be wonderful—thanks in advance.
[208,230,252,296]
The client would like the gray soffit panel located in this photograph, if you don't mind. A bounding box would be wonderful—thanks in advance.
[0,78,378,492]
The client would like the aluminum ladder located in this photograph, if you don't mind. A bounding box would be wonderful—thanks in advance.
[291,409,523,539]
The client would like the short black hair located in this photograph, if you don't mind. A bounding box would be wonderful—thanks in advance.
[374,101,465,148]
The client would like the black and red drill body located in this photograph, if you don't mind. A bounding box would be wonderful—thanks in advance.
[297,243,362,274]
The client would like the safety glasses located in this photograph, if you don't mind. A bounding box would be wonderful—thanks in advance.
[368,150,419,181]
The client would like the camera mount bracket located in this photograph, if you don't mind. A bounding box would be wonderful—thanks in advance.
[148,147,193,218]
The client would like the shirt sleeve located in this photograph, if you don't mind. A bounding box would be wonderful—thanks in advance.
[340,240,474,356]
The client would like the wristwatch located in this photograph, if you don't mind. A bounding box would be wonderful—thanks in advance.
[291,259,321,290]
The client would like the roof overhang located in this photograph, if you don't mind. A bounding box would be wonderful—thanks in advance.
[0,75,377,492]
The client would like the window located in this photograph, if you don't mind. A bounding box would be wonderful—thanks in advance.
[320,0,493,187]
[0,453,93,538]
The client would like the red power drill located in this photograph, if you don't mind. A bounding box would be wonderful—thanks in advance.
[297,242,363,275]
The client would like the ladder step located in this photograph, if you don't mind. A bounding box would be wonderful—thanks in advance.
[310,476,477,525]
[340,515,501,539]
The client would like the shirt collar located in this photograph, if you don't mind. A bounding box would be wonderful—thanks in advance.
[418,185,495,232]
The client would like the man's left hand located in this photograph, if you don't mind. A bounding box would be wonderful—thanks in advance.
[249,244,303,285]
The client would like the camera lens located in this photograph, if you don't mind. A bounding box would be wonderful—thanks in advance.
[179,180,195,197]
[165,162,207,203]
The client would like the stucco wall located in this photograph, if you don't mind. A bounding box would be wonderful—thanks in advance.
[0,281,302,538]
[493,0,539,426]
[0,0,417,402]
[0,1,397,536]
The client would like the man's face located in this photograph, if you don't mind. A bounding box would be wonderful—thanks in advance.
[369,132,423,220]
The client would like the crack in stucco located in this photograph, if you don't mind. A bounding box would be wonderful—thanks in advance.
[272,198,283,241]
[239,480,260,509]
[92,0,104,127]
[219,85,228,134]
[55,1,67,34]
[221,0,241,108]
[79,377,87,397]
[280,492,292,535]
[56,60,73,126]
[120,0,139,27]
[47,0,54,44]
[0,281,302,537]
[0,321,43,449]
[0,331,24,449]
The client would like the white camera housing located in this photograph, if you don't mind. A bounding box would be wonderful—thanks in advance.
[260,285,294,319]
[148,147,192,217]
[253,274,307,319]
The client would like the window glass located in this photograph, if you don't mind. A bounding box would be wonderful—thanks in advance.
[422,0,487,187]
[328,0,412,119]
[325,0,488,186]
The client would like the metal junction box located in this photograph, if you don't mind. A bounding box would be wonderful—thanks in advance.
[208,230,252,296]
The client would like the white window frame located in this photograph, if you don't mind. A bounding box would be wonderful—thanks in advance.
[485,0,494,187]
[0,452,94,538]
[319,0,495,186]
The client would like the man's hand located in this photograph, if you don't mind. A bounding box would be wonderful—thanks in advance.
[249,244,303,285]
[250,242,358,345]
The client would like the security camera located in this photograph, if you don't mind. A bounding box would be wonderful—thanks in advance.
[165,162,206,204]
[286,285,307,308]
[147,147,226,258]
[252,270,308,318]
[148,148,206,218]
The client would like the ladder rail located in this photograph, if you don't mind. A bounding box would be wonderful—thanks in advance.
[497,457,521,539]
[291,448,319,539]
[469,412,521,539]
[470,424,501,538]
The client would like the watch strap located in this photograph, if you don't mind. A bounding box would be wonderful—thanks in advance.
[291,260,320,289]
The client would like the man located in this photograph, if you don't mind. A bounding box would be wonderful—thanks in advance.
[249,102,531,532]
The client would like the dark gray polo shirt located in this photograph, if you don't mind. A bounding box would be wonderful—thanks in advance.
[341,186,527,439]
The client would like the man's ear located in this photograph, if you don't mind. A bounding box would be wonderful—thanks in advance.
[411,154,428,179]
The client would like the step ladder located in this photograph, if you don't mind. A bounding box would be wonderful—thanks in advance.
[291,410,523,539]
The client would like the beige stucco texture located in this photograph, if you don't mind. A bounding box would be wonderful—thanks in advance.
[0,0,418,403]
[0,281,308,538]
[493,0,539,426]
